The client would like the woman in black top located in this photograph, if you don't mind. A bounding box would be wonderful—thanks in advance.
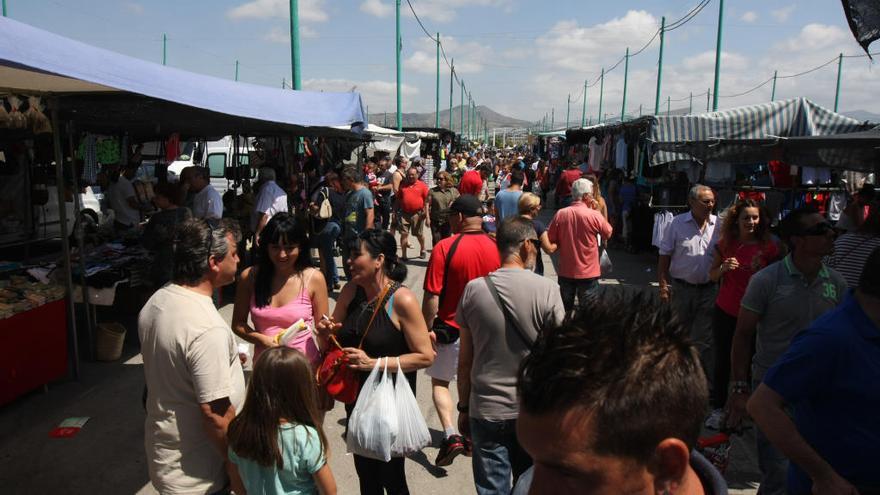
[321,229,433,495]
[141,182,191,287]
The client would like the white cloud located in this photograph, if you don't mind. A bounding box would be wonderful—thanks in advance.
[741,11,758,23]
[262,26,317,43]
[779,23,848,51]
[404,36,491,75]
[360,0,392,18]
[303,78,419,112]
[227,0,328,23]
[682,51,749,72]
[124,2,144,15]
[771,5,796,22]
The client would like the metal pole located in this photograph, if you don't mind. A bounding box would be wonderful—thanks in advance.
[435,33,440,128]
[162,33,167,65]
[667,96,671,116]
[460,80,464,138]
[654,16,665,115]
[598,68,605,123]
[566,94,570,129]
[551,108,555,130]
[2,0,7,16]
[689,92,693,114]
[49,102,80,380]
[395,0,402,130]
[707,88,711,112]
[449,61,454,130]
[771,70,778,101]
[234,60,239,81]
[384,112,388,127]
[290,0,301,89]
[639,104,642,117]
[282,77,286,88]
[66,125,94,361]
[834,53,843,112]
[581,79,587,127]
[712,0,725,111]
[621,47,630,122]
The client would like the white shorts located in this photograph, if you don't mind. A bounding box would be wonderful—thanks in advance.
[425,339,460,382]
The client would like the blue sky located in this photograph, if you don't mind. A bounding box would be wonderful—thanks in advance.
[8,0,879,123]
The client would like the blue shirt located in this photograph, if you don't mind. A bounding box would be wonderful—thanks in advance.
[229,423,326,495]
[494,189,523,222]
[763,291,880,494]
[343,187,374,239]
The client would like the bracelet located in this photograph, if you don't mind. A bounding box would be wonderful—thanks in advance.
[456,402,469,413]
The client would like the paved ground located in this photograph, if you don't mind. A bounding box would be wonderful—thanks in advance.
[0,207,761,494]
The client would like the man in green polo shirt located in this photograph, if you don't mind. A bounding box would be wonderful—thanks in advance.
[725,207,845,495]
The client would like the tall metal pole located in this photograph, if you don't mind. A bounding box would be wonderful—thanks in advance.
[551,108,555,130]
[449,61,454,130]
[667,96,671,116]
[689,92,693,114]
[654,16,665,115]
[2,0,7,17]
[639,103,643,116]
[162,33,167,65]
[566,94,571,129]
[581,80,587,127]
[234,60,239,81]
[435,33,441,128]
[282,77,286,88]
[771,70,778,101]
[621,47,630,122]
[712,0,725,111]
[834,53,843,112]
[707,88,711,112]
[598,68,605,123]
[460,80,464,138]
[290,0,301,89]
[395,0,402,130]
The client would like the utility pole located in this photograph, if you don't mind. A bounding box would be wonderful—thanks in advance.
[712,0,725,111]
[290,0,301,89]
[2,0,6,16]
[771,70,778,101]
[689,92,693,114]
[282,78,286,88]
[460,80,464,138]
[834,53,843,112]
[435,33,440,128]
[551,108,555,130]
[581,79,587,127]
[621,47,630,122]
[234,60,239,81]
[667,96,671,116]
[639,103,643,117]
[566,94,571,129]
[654,16,665,115]
[395,0,402,130]
[162,33,167,65]
[449,60,454,130]
[707,89,711,112]
[598,68,605,123]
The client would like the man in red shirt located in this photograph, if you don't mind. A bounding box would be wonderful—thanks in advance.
[459,164,489,197]
[397,166,429,260]
[548,178,613,311]
[423,194,501,467]
[555,161,584,208]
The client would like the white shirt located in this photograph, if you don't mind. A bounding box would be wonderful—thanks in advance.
[108,175,140,226]
[659,212,718,285]
[139,284,246,495]
[252,180,288,229]
[191,184,223,220]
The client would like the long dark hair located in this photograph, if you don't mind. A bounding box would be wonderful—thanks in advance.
[353,229,407,282]
[255,213,311,307]
[227,347,328,469]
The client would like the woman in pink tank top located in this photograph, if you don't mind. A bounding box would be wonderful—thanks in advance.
[232,213,330,367]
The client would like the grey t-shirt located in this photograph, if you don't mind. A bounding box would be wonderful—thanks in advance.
[456,268,565,420]
[740,255,846,381]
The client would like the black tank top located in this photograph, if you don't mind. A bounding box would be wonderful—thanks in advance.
[338,283,417,394]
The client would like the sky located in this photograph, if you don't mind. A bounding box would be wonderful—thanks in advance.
[7,0,880,125]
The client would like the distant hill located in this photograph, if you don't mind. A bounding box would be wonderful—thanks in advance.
[843,110,880,123]
[368,105,532,130]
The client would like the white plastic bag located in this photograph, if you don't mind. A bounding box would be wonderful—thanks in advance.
[391,357,431,456]
[598,234,613,274]
[346,358,398,461]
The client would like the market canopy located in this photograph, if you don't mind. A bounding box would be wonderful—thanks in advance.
[0,16,365,138]
[649,98,874,165]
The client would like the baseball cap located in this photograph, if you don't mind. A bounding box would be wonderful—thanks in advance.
[450,195,482,217]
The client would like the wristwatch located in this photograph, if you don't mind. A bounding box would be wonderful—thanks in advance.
[730,380,750,395]
[456,402,469,413]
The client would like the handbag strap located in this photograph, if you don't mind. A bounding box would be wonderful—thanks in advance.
[437,233,467,307]
[357,282,395,349]
[483,274,535,348]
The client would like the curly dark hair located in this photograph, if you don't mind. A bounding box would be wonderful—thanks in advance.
[518,287,707,463]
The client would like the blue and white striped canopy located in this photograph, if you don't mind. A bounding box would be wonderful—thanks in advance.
[649,98,874,165]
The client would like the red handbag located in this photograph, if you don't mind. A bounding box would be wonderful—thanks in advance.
[317,283,392,404]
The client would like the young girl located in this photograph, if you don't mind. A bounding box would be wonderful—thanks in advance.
[227,347,337,495]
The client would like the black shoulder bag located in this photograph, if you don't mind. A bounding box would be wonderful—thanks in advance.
[484,274,536,348]
[432,233,466,344]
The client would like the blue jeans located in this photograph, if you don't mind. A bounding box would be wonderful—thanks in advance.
[558,276,599,312]
[470,418,532,495]
[316,221,341,286]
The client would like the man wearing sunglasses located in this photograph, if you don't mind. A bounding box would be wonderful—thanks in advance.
[725,207,846,495]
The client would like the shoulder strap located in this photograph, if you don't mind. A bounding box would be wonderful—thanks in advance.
[437,234,466,306]
[357,282,395,349]
[483,275,535,348]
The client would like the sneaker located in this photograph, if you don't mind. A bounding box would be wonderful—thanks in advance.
[704,408,726,430]
[435,434,466,467]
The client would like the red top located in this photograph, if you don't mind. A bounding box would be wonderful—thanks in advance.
[458,170,483,196]
[424,232,501,329]
[547,201,613,279]
[555,168,582,197]
[715,238,781,316]
[398,180,428,213]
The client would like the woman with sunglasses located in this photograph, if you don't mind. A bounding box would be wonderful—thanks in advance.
[704,199,782,430]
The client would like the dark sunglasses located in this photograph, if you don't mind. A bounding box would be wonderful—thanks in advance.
[796,222,835,237]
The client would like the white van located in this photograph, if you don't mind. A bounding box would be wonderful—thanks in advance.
[166,136,256,194]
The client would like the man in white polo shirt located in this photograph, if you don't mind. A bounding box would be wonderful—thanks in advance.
[252,167,288,242]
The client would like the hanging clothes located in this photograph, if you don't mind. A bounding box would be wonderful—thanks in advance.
[614,134,627,170]
[801,167,831,185]
[652,210,674,249]
[769,161,794,188]
[78,134,98,185]
[165,133,180,163]
[587,136,601,171]
[705,161,734,182]
[827,192,847,222]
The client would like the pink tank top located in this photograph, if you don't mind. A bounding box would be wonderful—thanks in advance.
[250,269,320,366]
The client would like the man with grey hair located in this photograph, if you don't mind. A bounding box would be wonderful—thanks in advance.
[547,178,613,311]
[456,216,565,494]
[658,184,718,405]
[252,166,288,242]
[139,218,246,494]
